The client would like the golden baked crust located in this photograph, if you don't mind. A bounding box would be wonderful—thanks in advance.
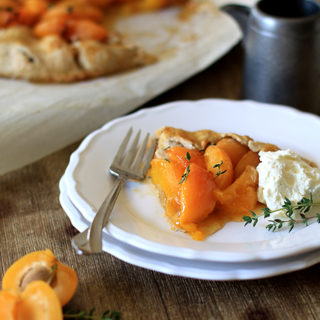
[0,26,155,82]
[154,126,279,159]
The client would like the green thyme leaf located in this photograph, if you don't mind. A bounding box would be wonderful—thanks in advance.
[213,161,227,178]
[243,216,252,226]
[178,152,192,184]
[67,5,73,14]
[63,308,120,320]
[262,207,271,218]
[179,165,190,184]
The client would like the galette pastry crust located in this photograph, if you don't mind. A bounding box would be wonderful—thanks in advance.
[0,26,155,83]
[154,126,279,160]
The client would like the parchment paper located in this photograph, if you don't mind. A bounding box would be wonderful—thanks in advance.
[0,0,256,175]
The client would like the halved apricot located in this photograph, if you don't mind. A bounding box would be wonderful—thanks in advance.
[166,147,206,169]
[0,290,19,320]
[234,150,260,179]
[214,165,258,220]
[17,281,62,320]
[216,137,249,167]
[179,163,217,225]
[2,249,78,307]
[204,145,233,190]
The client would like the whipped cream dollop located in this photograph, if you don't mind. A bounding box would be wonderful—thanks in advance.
[257,149,320,219]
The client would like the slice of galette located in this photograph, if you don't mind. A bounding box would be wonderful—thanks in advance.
[148,126,279,240]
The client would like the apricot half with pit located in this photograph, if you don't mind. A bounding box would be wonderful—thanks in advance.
[2,249,78,307]
[0,290,18,320]
[0,282,63,320]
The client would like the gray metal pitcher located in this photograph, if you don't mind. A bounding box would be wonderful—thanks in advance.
[223,0,320,113]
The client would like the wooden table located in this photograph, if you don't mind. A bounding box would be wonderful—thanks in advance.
[1,44,320,320]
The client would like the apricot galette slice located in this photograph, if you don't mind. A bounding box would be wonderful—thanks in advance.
[148,126,278,240]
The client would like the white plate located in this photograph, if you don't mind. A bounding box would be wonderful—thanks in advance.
[59,175,320,280]
[63,99,320,262]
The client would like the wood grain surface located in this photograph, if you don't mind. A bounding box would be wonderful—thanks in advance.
[1,44,320,320]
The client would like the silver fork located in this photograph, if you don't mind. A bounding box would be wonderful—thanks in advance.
[72,127,156,254]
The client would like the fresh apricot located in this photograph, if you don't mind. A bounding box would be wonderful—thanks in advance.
[0,290,19,320]
[179,163,217,225]
[166,147,206,169]
[216,138,249,167]
[2,249,78,307]
[0,281,63,320]
[234,150,260,179]
[17,281,63,320]
[214,165,258,220]
[204,145,233,190]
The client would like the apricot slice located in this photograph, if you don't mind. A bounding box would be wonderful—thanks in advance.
[179,163,217,224]
[0,10,18,27]
[234,150,260,179]
[43,2,104,23]
[0,290,19,320]
[17,281,62,320]
[149,158,183,200]
[87,0,115,7]
[66,19,108,41]
[214,165,258,220]
[216,138,249,167]
[204,145,233,190]
[34,16,68,37]
[166,147,206,169]
[2,249,78,307]
[18,0,48,25]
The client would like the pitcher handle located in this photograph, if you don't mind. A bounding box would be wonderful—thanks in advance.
[221,4,251,38]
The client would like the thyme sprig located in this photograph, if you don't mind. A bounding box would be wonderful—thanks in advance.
[63,309,120,320]
[67,5,74,14]
[213,160,227,178]
[178,152,191,184]
[243,193,320,232]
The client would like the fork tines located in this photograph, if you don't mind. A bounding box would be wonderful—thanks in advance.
[109,127,156,181]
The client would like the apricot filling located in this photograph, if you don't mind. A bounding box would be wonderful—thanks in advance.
[0,0,186,41]
[149,138,261,240]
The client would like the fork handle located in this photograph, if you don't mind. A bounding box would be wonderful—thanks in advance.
[87,177,125,253]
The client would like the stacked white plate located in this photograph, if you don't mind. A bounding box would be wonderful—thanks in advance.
[59,99,320,280]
